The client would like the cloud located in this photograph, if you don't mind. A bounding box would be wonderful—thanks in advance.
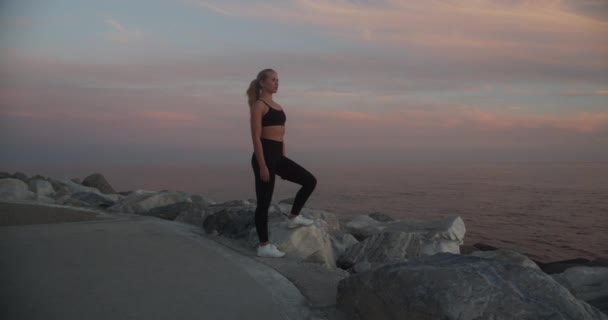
[102,16,143,45]
[194,0,608,70]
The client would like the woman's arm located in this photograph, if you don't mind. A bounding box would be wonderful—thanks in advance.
[250,101,267,168]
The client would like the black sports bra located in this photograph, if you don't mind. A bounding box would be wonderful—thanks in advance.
[259,99,286,127]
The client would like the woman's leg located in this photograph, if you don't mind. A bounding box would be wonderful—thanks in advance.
[252,154,276,243]
[276,156,317,215]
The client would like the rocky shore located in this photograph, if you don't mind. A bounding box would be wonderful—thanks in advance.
[1,171,607,319]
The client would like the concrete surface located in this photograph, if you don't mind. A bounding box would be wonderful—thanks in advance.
[0,202,310,320]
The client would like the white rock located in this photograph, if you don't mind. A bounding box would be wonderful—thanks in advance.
[0,178,36,201]
[28,179,55,197]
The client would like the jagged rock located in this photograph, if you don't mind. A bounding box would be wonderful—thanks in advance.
[82,173,116,194]
[107,190,186,214]
[344,215,386,240]
[473,242,500,251]
[553,266,608,315]
[338,217,465,270]
[0,178,35,201]
[27,179,55,197]
[0,172,10,179]
[471,248,541,270]
[332,233,359,258]
[337,253,608,320]
[71,178,81,184]
[146,201,206,221]
[204,206,255,238]
[251,218,337,268]
[368,212,395,222]
[66,192,115,208]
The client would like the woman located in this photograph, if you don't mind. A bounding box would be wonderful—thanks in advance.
[247,68,317,258]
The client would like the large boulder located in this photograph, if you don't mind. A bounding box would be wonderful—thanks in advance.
[107,190,187,214]
[248,218,337,268]
[64,192,115,209]
[145,201,207,221]
[27,179,55,197]
[553,266,608,315]
[204,206,255,238]
[344,215,386,240]
[337,216,465,270]
[49,177,122,202]
[82,173,116,194]
[337,253,608,320]
[0,178,36,201]
[470,248,541,270]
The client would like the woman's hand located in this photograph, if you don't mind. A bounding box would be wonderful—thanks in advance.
[260,165,270,182]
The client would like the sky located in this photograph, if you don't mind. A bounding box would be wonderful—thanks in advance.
[1,0,607,167]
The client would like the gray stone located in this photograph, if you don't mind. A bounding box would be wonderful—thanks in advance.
[331,233,359,258]
[368,212,395,222]
[203,207,255,238]
[146,201,206,221]
[337,217,465,270]
[344,215,386,240]
[0,172,10,179]
[108,190,186,214]
[70,178,81,184]
[553,266,608,304]
[0,178,35,201]
[337,253,608,320]
[67,192,115,208]
[27,179,55,197]
[82,173,116,194]
[471,248,541,270]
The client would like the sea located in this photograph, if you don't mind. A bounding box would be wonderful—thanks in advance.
[7,161,608,263]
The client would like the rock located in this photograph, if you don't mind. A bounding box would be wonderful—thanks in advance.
[203,206,255,238]
[332,233,359,258]
[67,192,115,208]
[470,248,541,270]
[0,172,10,179]
[146,201,206,221]
[539,258,593,274]
[351,260,372,274]
[344,215,386,240]
[175,204,210,227]
[553,266,608,310]
[0,178,36,201]
[257,219,336,268]
[338,231,450,270]
[82,173,116,194]
[12,172,28,182]
[190,194,216,206]
[27,179,55,197]
[337,253,608,320]
[460,245,478,255]
[71,178,81,184]
[337,216,466,270]
[368,212,395,222]
[108,190,186,214]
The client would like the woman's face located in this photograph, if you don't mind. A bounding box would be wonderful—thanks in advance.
[260,72,279,94]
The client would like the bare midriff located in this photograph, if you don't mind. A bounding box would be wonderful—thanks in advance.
[261,126,285,142]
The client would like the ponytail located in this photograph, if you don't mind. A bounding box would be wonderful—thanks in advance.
[246,68,275,107]
[246,80,260,107]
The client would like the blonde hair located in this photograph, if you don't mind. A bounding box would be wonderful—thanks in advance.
[246,68,275,107]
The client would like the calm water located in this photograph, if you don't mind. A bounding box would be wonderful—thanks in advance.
[8,161,608,262]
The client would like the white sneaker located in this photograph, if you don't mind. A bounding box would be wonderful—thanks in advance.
[287,215,314,229]
[257,244,286,258]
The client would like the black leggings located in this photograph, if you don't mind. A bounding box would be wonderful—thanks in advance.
[251,138,317,243]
